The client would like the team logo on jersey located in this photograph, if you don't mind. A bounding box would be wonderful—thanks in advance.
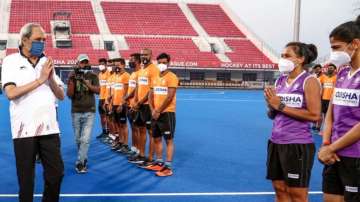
[277,93,303,108]
[355,77,360,84]
[293,83,300,89]
[333,88,360,107]
[154,86,168,95]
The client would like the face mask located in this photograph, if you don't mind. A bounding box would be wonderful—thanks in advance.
[30,41,44,57]
[128,62,136,69]
[328,70,334,75]
[328,51,351,68]
[278,58,295,74]
[158,64,168,72]
[107,66,113,72]
[99,65,106,71]
[141,58,150,65]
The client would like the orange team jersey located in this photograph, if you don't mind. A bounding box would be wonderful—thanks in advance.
[153,71,179,113]
[105,73,116,101]
[137,64,160,104]
[112,72,130,106]
[98,71,109,100]
[127,70,139,107]
[319,74,337,100]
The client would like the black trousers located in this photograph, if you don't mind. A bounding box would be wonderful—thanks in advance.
[13,134,64,202]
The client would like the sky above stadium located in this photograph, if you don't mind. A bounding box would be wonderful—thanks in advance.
[220,0,359,61]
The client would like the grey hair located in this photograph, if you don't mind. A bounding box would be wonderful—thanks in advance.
[19,23,44,46]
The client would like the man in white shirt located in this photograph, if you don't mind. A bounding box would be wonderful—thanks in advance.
[1,23,64,202]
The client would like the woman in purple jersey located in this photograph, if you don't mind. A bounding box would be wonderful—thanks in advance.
[264,42,321,202]
[318,15,360,202]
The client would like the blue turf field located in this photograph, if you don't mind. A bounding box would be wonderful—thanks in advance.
[0,89,324,201]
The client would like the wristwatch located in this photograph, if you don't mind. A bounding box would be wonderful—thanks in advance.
[277,102,286,111]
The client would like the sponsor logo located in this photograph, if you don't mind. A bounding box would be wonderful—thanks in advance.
[154,86,168,95]
[100,80,107,86]
[129,80,136,88]
[113,83,124,89]
[138,77,149,85]
[345,186,358,193]
[323,82,333,89]
[277,93,303,108]
[333,88,360,107]
[288,173,300,179]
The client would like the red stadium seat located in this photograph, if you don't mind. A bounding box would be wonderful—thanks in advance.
[224,39,273,64]
[120,37,220,68]
[188,4,245,38]
[9,0,99,34]
[101,2,197,36]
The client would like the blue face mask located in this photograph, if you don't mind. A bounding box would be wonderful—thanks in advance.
[30,41,44,57]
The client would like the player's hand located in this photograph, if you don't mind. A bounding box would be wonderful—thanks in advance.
[83,79,91,87]
[133,102,140,110]
[108,104,113,112]
[264,87,281,110]
[152,110,160,120]
[318,145,340,165]
[116,105,122,113]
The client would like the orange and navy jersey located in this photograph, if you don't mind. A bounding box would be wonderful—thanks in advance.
[153,71,178,113]
[112,72,130,106]
[137,64,160,104]
[319,74,337,100]
[105,72,116,101]
[98,71,109,100]
[127,70,139,107]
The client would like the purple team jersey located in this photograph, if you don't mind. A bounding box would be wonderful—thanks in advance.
[331,66,360,158]
[271,71,314,144]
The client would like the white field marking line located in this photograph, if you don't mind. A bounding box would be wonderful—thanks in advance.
[179,92,226,96]
[0,191,323,197]
[178,98,263,102]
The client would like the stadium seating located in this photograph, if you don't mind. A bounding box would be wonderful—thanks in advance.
[120,37,220,67]
[3,0,275,69]
[101,2,197,36]
[9,0,99,33]
[188,4,245,37]
[224,39,273,64]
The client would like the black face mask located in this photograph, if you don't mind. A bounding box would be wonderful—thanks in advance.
[129,62,136,69]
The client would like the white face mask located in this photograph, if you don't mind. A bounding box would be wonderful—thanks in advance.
[158,63,168,72]
[278,58,295,74]
[328,51,351,68]
[107,66,113,72]
[99,65,106,71]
